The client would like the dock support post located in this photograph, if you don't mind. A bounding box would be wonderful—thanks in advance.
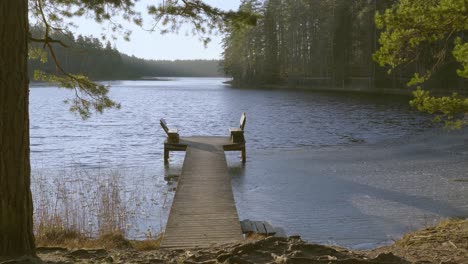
[241,147,246,163]
[164,147,169,164]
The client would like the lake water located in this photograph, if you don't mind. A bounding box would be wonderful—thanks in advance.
[30,78,431,168]
[29,78,468,248]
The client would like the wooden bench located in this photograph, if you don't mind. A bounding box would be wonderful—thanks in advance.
[160,114,247,164]
[228,113,246,163]
[230,112,246,143]
[160,119,180,163]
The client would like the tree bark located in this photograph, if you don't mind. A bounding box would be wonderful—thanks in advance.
[0,0,36,259]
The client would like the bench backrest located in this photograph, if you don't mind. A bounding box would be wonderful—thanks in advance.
[239,112,246,131]
[160,118,169,134]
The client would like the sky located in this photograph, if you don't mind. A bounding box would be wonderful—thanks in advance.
[72,0,241,60]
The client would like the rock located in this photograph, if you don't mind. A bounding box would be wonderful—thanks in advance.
[184,251,195,258]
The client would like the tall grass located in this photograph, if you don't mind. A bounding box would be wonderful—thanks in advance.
[31,166,172,248]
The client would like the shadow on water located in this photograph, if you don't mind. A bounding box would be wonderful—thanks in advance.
[163,153,185,184]
[227,160,246,178]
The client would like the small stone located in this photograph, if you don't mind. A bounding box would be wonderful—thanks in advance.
[185,251,195,258]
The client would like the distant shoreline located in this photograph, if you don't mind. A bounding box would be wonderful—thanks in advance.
[227,81,415,97]
[29,76,229,87]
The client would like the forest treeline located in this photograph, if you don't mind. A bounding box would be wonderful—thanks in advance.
[222,0,466,93]
[29,26,224,80]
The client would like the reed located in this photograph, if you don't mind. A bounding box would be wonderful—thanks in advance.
[31,166,169,249]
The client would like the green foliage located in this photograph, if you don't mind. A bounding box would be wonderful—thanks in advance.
[453,38,468,78]
[28,47,48,63]
[56,75,121,120]
[374,0,467,127]
[410,88,468,129]
[223,0,386,86]
[146,0,257,46]
[374,0,467,85]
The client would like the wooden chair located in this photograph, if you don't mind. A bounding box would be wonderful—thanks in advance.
[160,118,180,144]
[228,113,246,163]
[160,119,180,163]
[229,112,246,143]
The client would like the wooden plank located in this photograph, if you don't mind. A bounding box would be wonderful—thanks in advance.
[161,136,243,248]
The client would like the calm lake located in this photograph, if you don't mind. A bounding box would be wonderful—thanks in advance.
[30,78,468,249]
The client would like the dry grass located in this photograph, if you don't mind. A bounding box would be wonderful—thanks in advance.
[132,238,162,251]
[36,228,132,250]
[245,232,268,241]
[96,232,133,250]
[394,218,468,250]
[369,218,468,264]
[31,167,169,250]
[36,227,160,251]
[35,214,160,251]
[35,218,86,247]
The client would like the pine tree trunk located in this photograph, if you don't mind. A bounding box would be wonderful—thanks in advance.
[0,0,36,259]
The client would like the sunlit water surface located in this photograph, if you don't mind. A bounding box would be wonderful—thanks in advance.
[30,78,467,248]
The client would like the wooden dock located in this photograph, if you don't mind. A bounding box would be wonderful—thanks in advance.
[161,136,244,248]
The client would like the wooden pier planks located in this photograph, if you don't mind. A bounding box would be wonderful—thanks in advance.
[161,137,243,248]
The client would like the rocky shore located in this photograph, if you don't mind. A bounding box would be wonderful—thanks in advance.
[35,237,408,264]
[5,219,465,264]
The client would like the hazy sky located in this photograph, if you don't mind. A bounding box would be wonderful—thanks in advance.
[73,0,241,60]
